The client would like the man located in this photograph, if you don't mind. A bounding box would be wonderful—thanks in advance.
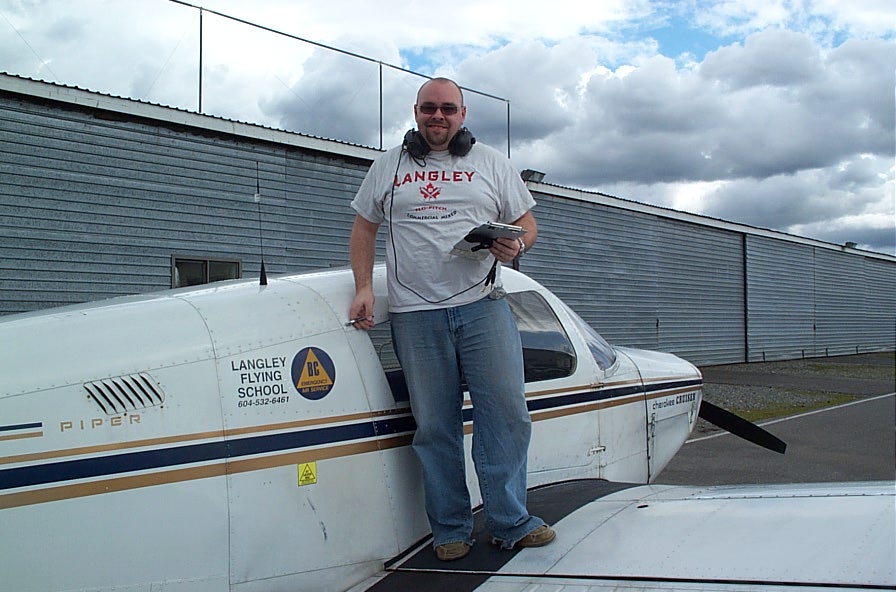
[348,77,555,561]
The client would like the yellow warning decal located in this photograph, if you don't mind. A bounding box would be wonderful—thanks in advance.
[291,347,336,400]
[298,462,317,486]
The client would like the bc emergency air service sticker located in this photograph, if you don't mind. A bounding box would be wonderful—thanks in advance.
[291,347,336,400]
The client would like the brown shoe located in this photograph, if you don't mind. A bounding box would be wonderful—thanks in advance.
[435,541,471,561]
[515,524,556,548]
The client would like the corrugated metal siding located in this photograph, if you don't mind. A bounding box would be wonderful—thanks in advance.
[745,236,817,361]
[283,155,370,265]
[524,193,745,365]
[861,257,896,352]
[815,248,868,356]
[1,82,894,364]
[815,251,896,355]
[745,237,896,361]
[523,193,661,352]
[0,93,366,314]
[653,219,744,365]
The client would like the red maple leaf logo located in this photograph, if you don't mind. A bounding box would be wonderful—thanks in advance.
[420,183,440,200]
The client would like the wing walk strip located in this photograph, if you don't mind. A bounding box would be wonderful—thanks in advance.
[368,572,896,591]
[367,479,640,592]
[368,478,893,592]
[0,378,701,509]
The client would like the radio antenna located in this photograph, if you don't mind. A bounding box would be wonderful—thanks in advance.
[255,161,268,285]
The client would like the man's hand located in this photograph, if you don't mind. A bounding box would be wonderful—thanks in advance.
[348,286,375,331]
[489,211,536,263]
[489,236,523,263]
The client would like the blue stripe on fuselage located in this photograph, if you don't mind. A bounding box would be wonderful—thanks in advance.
[2,379,700,492]
[0,422,42,433]
[1,415,416,491]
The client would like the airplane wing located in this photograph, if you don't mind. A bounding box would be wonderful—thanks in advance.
[351,479,896,592]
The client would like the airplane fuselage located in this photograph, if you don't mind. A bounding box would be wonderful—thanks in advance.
[0,266,702,591]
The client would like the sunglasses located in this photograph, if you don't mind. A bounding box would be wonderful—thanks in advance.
[418,102,460,116]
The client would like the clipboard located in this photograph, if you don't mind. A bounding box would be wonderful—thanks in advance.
[450,222,527,260]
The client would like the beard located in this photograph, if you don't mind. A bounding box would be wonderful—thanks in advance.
[420,124,453,150]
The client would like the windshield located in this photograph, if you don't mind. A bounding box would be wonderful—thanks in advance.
[557,301,617,371]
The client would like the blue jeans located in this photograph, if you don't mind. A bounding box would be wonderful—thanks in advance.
[391,296,544,549]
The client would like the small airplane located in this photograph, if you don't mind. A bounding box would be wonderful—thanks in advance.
[1,265,892,592]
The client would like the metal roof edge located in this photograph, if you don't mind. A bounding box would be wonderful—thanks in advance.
[0,72,381,162]
[526,181,895,262]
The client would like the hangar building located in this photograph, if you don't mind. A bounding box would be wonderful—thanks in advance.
[1,73,893,365]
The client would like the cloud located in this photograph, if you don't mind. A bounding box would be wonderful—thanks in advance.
[700,28,822,88]
[692,0,895,39]
[460,29,893,254]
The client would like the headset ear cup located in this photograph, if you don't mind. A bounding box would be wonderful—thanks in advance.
[449,128,476,156]
[403,129,429,158]
[405,128,476,157]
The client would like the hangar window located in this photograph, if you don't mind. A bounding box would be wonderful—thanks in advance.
[172,257,241,288]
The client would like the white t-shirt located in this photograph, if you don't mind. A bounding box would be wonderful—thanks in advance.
[351,142,536,312]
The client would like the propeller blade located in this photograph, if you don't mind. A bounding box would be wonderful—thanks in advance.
[698,400,787,454]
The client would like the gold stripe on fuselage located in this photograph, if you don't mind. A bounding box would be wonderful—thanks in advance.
[0,431,43,443]
[0,434,415,510]
[0,379,698,509]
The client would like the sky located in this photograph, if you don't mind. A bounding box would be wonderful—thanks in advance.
[1,0,894,255]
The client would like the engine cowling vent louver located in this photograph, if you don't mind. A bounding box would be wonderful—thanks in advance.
[84,373,166,415]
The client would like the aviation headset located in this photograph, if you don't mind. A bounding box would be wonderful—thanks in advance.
[402,127,476,159]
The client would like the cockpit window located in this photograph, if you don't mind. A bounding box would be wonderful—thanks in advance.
[556,300,617,370]
[506,291,577,382]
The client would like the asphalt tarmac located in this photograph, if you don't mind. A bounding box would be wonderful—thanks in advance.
[655,354,895,486]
